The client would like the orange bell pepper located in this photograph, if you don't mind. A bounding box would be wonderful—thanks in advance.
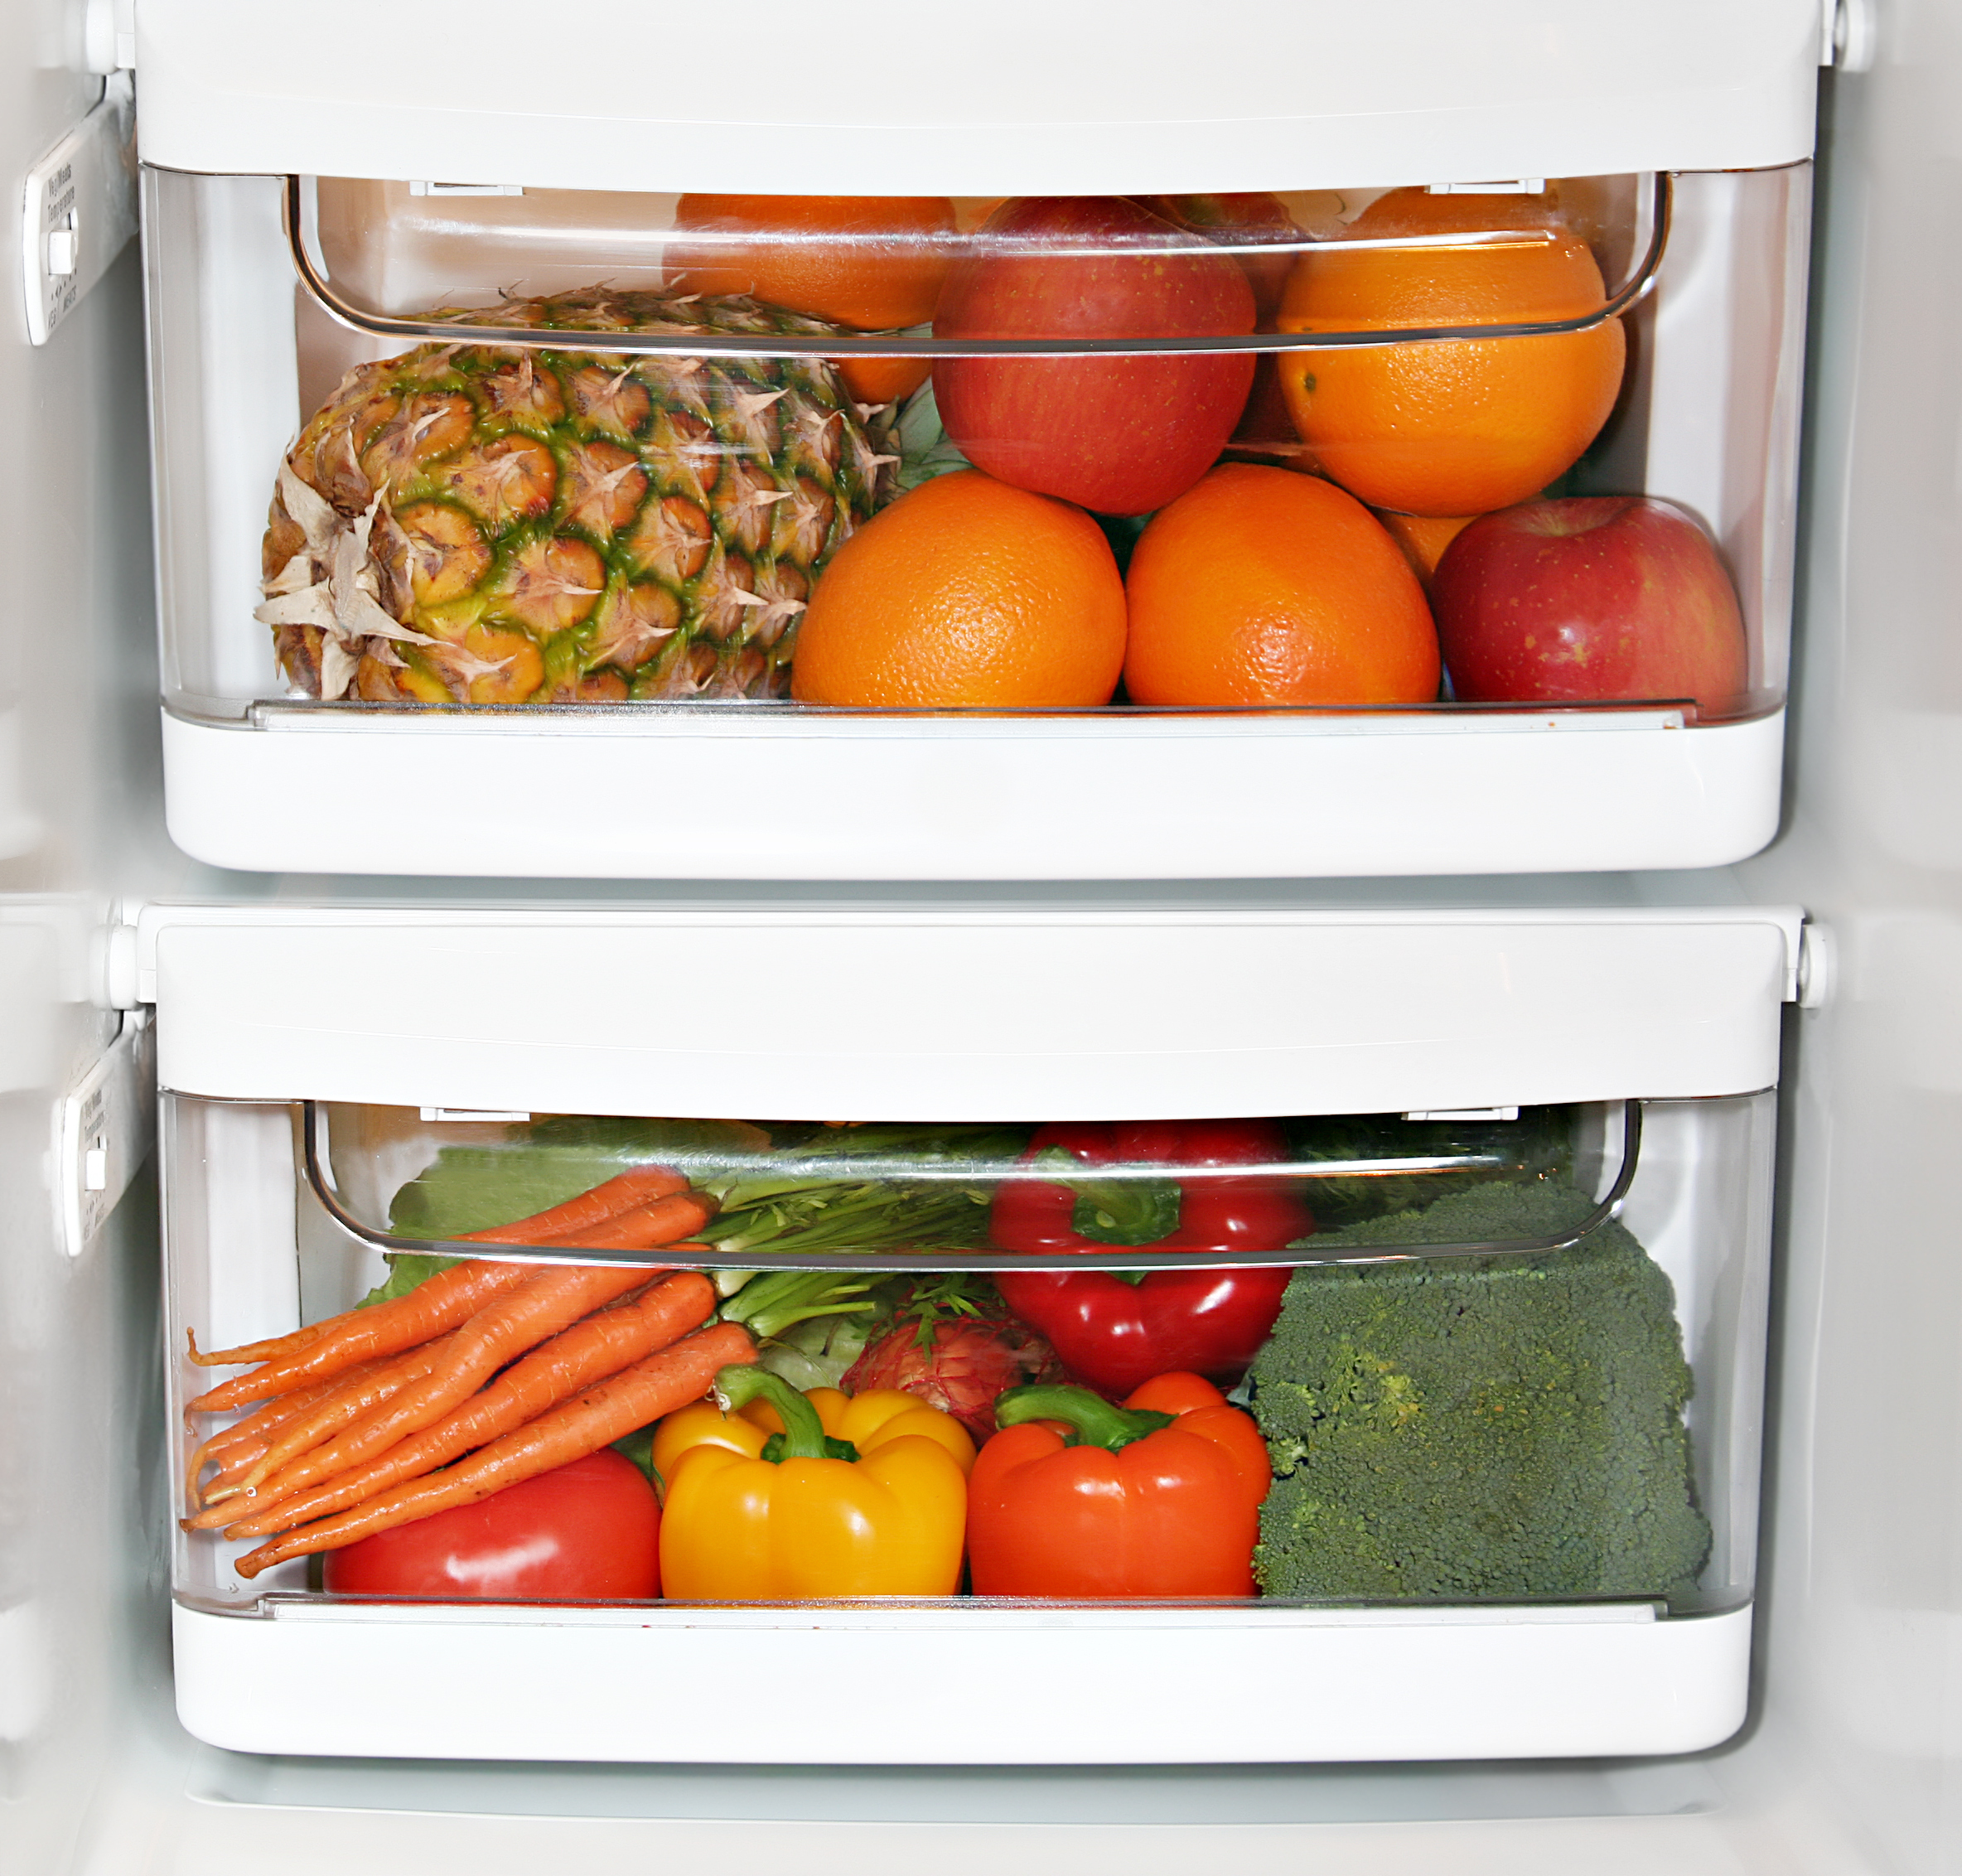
[967,1372,1269,1598]
[657,1367,970,1598]
[1121,1372,1271,1509]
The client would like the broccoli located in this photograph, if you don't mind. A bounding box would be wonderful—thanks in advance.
[1286,1106,1575,1231]
[1250,1180,1710,1604]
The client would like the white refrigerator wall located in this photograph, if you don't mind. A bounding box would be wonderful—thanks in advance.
[0,4,171,1875]
[1728,22,1962,1876]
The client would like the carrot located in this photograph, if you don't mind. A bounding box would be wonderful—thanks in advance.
[186,1322,331,1370]
[184,1264,533,1418]
[183,1167,693,1411]
[534,1188,718,1254]
[186,1361,391,1510]
[220,1272,717,1540]
[186,1334,466,1522]
[191,1367,350,1464]
[227,1193,708,1496]
[234,1321,756,1577]
[459,1164,688,1244]
[228,1260,664,1501]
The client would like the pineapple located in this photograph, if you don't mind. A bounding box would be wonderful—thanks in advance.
[258,288,900,704]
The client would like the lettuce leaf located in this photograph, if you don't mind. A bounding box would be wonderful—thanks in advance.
[891,380,971,492]
[389,1115,769,1240]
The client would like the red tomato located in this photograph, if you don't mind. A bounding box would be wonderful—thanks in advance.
[323,1450,661,1600]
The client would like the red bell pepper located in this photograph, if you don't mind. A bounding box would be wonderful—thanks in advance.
[990,1119,1312,1397]
[966,1375,1269,1598]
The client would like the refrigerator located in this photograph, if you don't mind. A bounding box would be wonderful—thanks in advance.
[7,0,1959,1868]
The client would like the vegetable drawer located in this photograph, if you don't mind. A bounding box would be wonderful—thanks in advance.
[137,0,1819,879]
[145,898,1799,1762]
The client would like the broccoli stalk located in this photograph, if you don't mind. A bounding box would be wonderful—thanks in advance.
[1249,1180,1710,1603]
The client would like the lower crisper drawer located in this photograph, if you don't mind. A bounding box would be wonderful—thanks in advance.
[172,1600,1752,1764]
[164,1090,1773,1763]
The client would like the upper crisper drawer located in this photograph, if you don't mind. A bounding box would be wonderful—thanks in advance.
[150,158,1811,880]
[134,902,1804,1116]
[133,0,1821,196]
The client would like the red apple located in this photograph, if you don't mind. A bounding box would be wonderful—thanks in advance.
[932,196,1257,517]
[1131,191,1303,320]
[1431,497,1750,717]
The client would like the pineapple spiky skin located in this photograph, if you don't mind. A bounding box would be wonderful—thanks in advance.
[259,288,899,704]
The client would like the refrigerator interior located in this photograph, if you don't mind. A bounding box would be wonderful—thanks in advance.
[2,7,1958,1876]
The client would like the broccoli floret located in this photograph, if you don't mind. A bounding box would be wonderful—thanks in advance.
[1251,1180,1709,1603]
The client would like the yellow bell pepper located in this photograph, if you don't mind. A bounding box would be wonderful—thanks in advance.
[653,1384,975,1484]
[657,1368,971,1598]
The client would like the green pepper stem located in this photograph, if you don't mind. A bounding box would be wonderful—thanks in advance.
[713,1364,853,1463]
[993,1384,1176,1452]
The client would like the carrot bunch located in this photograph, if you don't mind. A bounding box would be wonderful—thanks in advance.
[181,1166,757,1582]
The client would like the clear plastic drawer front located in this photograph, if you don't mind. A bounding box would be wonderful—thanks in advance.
[144,167,1809,878]
[166,1094,1771,1626]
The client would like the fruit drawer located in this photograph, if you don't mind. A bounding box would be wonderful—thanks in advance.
[142,153,1809,879]
[164,1090,1773,1762]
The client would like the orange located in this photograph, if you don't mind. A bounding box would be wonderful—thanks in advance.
[1124,464,1439,706]
[790,471,1126,708]
[1375,510,1477,588]
[1275,188,1626,517]
[667,194,956,405]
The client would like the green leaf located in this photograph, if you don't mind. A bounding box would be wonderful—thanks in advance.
[611,1422,660,1493]
[755,1310,882,1392]
[890,380,973,492]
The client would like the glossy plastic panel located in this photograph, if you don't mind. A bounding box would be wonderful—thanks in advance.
[139,901,1800,1118]
[311,1101,1599,1271]
[292,174,1665,343]
[170,1598,1755,1763]
[134,0,1819,197]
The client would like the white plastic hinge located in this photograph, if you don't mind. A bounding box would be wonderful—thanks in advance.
[1795,923,1835,1009]
[94,917,143,1010]
[1822,0,1877,68]
[21,71,136,346]
[55,1008,154,1258]
[1403,1106,1520,1122]
[420,1108,533,1123]
[83,0,137,72]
